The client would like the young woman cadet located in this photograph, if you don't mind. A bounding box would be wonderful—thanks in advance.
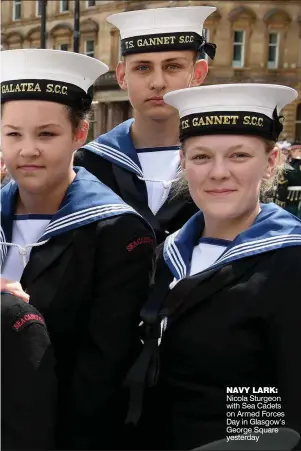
[0,49,155,449]
[75,6,217,243]
[126,83,301,450]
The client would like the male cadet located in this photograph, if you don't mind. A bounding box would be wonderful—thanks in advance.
[74,6,216,243]
[274,141,301,218]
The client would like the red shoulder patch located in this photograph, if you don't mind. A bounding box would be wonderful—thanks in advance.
[126,236,155,252]
[13,313,45,332]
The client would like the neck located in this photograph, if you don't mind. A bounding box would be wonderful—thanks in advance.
[131,113,180,148]
[16,170,76,215]
[202,203,261,241]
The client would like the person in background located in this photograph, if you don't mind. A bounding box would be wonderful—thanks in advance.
[1,290,57,450]
[0,48,155,449]
[126,83,301,450]
[274,140,301,218]
[74,6,217,243]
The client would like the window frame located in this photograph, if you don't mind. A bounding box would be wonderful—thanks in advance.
[267,31,280,69]
[84,39,95,57]
[58,43,69,51]
[35,0,42,17]
[12,0,22,21]
[86,0,96,7]
[232,29,245,68]
[59,0,69,13]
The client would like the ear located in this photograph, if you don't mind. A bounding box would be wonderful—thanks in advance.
[180,149,186,171]
[73,120,89,149]
[190,60,208,87]
[264,146,278,179]
[116,60,127,91]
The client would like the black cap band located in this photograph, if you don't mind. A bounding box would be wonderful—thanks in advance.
[121,31,216,60]
[1,79,93,110]
[180,110,283,143]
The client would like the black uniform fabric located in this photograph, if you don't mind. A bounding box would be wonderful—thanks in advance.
[274,159,301,218]
[19,214,154,449]
[136,245,301,450]
[1,292,57,450]
[74,149,198,244]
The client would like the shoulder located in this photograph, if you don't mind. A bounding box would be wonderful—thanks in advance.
[95,212,155,245]
[1,292,47,335]
[271,245,301,271]
[74,148,112,169]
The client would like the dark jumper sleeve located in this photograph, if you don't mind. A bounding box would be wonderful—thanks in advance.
[61,214,155,449]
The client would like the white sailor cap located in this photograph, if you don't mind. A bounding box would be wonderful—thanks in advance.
[164,83,298,142]
[1,49,109,109]
[107,6,217,60]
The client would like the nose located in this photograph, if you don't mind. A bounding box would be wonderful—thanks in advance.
[150,68,166,91]
[209,158,230,180]
[19,138,40,158]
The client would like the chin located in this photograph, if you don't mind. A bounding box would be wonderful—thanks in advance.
[17,179,46,194]
[201,203,241,221]
[147,106,177,121]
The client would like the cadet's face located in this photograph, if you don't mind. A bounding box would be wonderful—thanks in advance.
[181,135,277,221]
[116,50,207,121]
[1,101,85,194]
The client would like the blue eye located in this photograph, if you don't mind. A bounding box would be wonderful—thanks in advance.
[136,65,149,71]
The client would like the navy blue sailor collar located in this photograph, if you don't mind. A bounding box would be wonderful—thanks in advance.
[164,203,301,280]
[82,119,143,177]
[82,118,182,178]
[0,166,141,259]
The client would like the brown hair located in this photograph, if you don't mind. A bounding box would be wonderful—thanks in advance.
[64,105,92,134]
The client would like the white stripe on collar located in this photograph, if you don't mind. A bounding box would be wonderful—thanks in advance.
[40,204,137,241]
[0,226,8,262]
[85,141,143,177]
[165,230,186,279]
[164,230,301,281]
[214,234,301,266]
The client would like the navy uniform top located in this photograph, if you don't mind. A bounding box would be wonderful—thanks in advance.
[74,120,198,243]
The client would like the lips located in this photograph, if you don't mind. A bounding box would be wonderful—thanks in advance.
[148,96,164,101]
[206,189,236,193]
[18,165,44,170]
[205,189,237,195]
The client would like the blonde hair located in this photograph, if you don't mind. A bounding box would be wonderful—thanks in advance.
[171,138,284,200]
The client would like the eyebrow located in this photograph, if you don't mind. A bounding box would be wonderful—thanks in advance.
[3,123,63,129]
[192,144,247,152]
[129,57,188,65]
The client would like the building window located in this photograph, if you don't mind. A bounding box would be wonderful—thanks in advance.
[36,0,42,17]
[84,40,95,57]
[12,0,22,21]
[268,32,280,69]
[86,0,96,7]
[58,43,69,51]
[60,0,69,13]
[232,30,245,68]
[296,104,301,141]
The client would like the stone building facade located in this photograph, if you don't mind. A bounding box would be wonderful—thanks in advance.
[1,0,301,140]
